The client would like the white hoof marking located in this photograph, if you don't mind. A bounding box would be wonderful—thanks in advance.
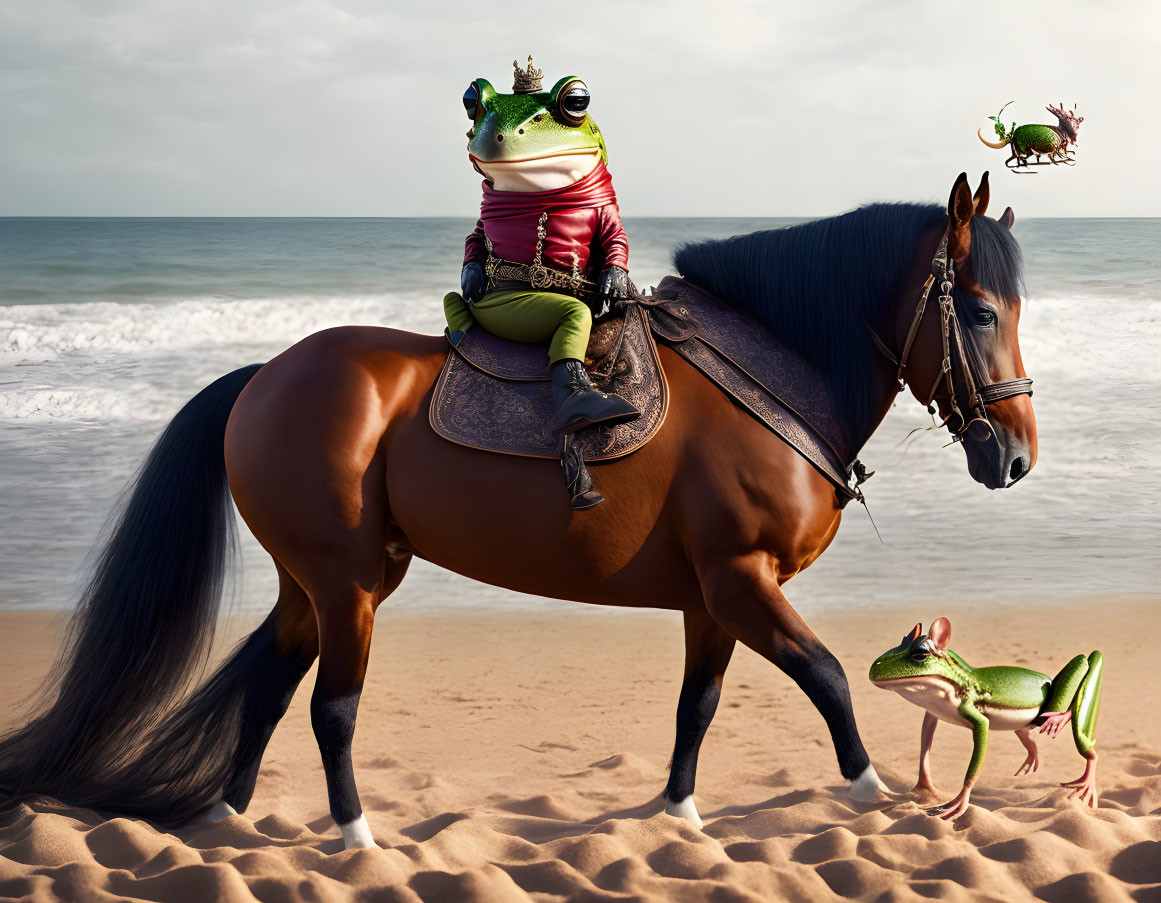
[849,764,888,801]
[339,814,376,849]
[205,800,238,822]
[664,795,703,829]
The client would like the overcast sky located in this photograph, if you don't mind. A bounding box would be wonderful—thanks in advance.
[1,0,1158,217]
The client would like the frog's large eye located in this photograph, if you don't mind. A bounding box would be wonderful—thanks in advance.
[910,651,931,663]
[557,80,590,125]
[463,82,479,120]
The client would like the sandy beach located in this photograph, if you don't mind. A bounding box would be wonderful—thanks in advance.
[1,596,1158,902]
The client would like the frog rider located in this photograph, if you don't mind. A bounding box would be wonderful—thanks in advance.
[869,618,1103,819]
[443,57,640,434]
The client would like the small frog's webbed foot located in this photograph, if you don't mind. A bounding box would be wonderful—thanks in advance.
[1038,709,1072,739]
[1061,753,1098,808]
[1014,728,1039,776]
[923,784,972,820]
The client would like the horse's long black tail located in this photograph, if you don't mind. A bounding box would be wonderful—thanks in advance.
[0,364,263,823]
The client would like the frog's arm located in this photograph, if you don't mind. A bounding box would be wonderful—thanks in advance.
[925,700,988,820]
[593,205,629,272]
[961,701,989,784]
[464,218,489,265]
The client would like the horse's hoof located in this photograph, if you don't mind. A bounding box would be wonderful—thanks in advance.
[664,795,703,829]
[205,800,238,822]
[849,764,889,801]
[339,814,377,850]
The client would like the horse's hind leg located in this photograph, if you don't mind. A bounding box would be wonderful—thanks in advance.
[698,553,884,801]
[208,563,320,820]
[305,551,412,849]
[663,608,735,827]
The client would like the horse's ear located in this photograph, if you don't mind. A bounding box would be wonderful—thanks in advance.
[972,171,990,216]
[928,617,952,652]
[998,206,1015,230]
[947,173,974,260]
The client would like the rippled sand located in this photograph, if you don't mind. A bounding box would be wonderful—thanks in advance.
[2,600,1158,901]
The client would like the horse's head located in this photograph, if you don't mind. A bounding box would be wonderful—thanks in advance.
[903,172,1038,490]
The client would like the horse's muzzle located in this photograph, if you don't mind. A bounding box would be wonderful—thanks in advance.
[962,426,1033,490]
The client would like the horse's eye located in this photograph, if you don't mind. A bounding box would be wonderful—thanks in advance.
[911,651,930,662]
[973,308,996,328]
[558,82,590,124]
[463,83,479,120]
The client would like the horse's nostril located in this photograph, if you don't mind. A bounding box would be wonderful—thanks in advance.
[1010,456,1027,481]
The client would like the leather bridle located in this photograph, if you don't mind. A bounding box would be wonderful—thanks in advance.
[868,232,1033,441]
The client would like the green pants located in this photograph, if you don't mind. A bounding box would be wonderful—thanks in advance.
[443,289,592,364]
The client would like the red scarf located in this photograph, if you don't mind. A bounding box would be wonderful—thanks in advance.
[479,160,618,220]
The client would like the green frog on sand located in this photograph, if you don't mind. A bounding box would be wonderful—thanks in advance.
[870,617,1102,818]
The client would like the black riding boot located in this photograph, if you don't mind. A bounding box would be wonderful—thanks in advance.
[551,359,640,433]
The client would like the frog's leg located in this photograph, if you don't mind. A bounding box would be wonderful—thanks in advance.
[1060,651,1102,808]
[1015,729,1039,776]
[912,712,938,796]
[1038,654,1089,739]
[925,703,987,820]
[442,291,475,341]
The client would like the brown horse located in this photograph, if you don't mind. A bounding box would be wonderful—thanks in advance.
[0,173,1036,849]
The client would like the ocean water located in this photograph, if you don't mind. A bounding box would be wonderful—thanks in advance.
[1,217,1159,615]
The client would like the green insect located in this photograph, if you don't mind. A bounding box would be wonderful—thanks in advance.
[978,101,1084,173]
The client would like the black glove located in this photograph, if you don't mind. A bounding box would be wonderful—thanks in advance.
[598,266,628,302]
[461,262,486,304]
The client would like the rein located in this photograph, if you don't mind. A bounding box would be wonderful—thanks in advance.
[868,232,1033,441]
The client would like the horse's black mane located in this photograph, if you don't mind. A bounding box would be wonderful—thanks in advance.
[673,202,1024,445]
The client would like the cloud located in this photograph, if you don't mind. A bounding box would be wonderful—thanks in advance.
[0,0,1157,215]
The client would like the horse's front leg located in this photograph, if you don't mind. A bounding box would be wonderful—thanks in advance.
[663,608,736,827]
[697,552,885,801]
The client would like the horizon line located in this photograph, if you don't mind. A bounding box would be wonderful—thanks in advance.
[3,214,1158,221]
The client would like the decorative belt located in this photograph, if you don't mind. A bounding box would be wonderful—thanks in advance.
[483,212,596,301]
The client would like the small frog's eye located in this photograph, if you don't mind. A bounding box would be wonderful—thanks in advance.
[557,81,590,125]
[462,82,479,120]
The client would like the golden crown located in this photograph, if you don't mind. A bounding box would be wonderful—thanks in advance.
[512,56,543,94]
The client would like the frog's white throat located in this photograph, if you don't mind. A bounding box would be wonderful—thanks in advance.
[472,148,600,192]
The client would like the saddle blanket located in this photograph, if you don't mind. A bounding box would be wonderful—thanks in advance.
[429,304,668,461]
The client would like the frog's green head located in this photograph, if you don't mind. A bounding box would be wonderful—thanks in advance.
[869,618,961,686]
[462,57,606,192]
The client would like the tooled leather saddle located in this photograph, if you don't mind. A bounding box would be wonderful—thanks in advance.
[430,275,863,506]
